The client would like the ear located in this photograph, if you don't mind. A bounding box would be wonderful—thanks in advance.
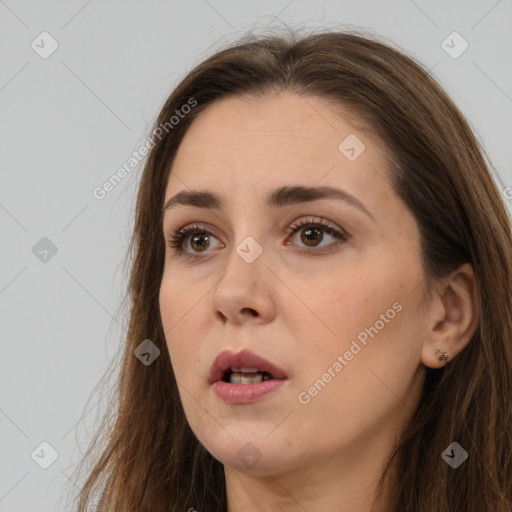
[421,263,480,369]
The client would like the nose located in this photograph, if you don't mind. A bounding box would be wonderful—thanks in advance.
[211,249,276,325]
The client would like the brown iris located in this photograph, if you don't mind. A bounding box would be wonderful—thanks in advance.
[301,227,324,247]
[190,233,210,252]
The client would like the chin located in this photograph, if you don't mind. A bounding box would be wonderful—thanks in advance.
[199,430,300,475]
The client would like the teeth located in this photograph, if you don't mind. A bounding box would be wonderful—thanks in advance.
[230,373,263,384]
[228,370,272,384]
[231,368,260,373]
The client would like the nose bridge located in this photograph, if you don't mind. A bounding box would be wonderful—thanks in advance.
[210,220,274,322]
[223,229,266,285]
[227,200,267,264]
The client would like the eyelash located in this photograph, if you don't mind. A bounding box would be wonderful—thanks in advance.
[166,217,348,259]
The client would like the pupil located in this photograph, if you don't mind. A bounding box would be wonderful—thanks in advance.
[191,233,209,252]
[302,227,323,246]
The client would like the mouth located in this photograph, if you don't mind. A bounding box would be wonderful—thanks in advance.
[209,348,288,385]
[209,349,289,404]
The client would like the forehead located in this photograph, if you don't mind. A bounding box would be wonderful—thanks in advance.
[174,92,372,152]
[165,92,394,214]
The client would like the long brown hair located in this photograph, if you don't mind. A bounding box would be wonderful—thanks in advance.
[69,27,512,511]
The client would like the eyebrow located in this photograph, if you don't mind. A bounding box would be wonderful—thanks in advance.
[163,185,376,223]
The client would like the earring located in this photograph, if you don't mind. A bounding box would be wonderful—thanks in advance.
[434,348,449,362]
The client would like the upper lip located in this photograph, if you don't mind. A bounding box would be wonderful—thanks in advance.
[209,348,288,384]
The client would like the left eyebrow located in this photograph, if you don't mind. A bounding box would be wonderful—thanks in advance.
[163,185,376,223]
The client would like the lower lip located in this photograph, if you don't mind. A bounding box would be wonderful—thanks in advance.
[212,378,287,404]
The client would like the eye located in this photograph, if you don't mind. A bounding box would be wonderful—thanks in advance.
[166,223,222,258]
[285,217,348,253]
[166,217,348,259]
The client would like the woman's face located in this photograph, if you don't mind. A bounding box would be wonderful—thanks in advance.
[159,92,429,476]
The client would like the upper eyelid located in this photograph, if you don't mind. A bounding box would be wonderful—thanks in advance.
[171,215,343,232]
[171,217,344,238]
[287,217,344,233]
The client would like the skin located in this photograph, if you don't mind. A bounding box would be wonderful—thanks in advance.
[159,92,479,512]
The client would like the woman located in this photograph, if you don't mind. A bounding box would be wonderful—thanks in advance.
[72,28,512,511]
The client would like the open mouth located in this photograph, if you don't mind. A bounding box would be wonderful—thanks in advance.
[210,351,288,404]
[209,348,288,387]
[223,368,274,384]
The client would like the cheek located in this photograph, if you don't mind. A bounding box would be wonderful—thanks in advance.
[159,272,213,385]
[292,262,421,387]
[292,268,394,346]
[292,285,421,438]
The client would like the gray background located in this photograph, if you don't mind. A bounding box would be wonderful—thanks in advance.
[1,1,511,510]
